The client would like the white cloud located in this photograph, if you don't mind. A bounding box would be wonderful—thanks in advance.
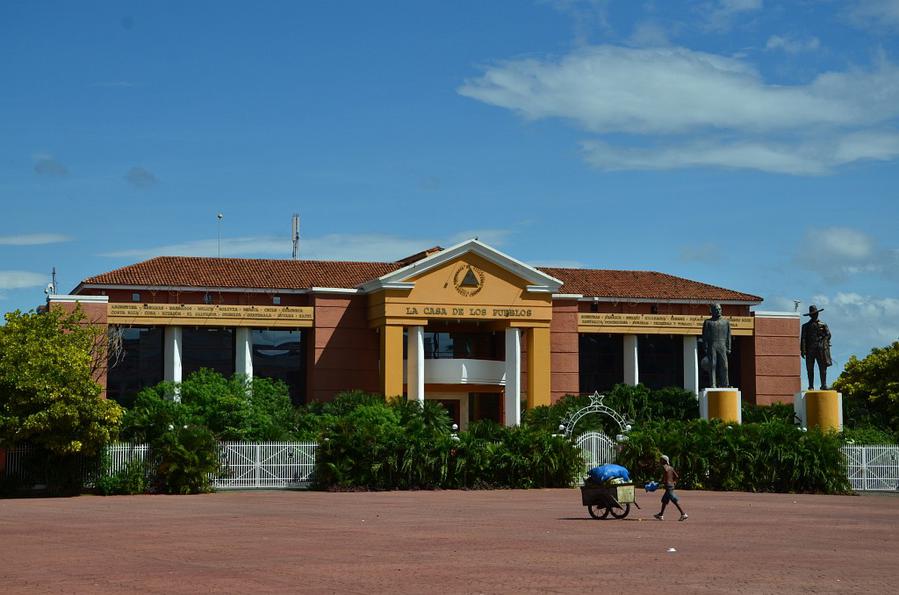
[0,271,47,290]
[765,35,820,54]
[679,243,723,264]
[703,0,764,32]
[0,233,71,246]
[459,45,899,174]
[795,227,897,282]
[628,22,671,48]
[33,156,68,177]
[849,0,899,30]
[101,232,517,262]
[809,292,899,363]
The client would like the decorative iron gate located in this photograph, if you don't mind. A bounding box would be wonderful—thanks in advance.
[216,442,316,489]
[576,431,616,472]
[842,445,899,492]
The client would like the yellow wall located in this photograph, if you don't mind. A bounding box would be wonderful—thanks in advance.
[380,325,404,400]
[527,327,551,408]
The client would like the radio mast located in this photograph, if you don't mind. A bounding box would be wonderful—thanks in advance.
[291,214,300,259]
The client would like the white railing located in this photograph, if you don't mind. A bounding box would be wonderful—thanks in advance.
[1,441,317,490]
[842,445,899,492]
[576,431,616,472]
[217,442,316,489]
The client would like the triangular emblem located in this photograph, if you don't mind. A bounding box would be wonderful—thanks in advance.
[460,267,480,288]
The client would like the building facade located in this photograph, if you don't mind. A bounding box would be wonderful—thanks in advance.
[62,240,801,426]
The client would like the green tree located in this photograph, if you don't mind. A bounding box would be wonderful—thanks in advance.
[0,308,123,455]
[833,341,899,432]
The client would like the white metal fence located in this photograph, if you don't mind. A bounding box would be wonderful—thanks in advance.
[217,442,316,489]
[576,431,616,472]
[842,445,899,492]
[1,441,317,490]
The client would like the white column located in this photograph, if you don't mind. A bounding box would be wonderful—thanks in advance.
[164,326,183,401]
[407,325,425,403]
[683,335,699,396]
[623,334,639,386]
[504,327,521,427]
[235,327,253,379]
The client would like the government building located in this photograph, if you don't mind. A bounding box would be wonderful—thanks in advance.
[58,239,801,427]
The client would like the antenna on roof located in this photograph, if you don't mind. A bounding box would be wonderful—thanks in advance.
[44,267,57,297]
[291,213,300,259]
[216,212,224,257]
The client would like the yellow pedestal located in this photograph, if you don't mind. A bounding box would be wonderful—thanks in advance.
[804,390,842,432]
[702,389,741,424]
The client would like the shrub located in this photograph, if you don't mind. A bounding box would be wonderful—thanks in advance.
[522,384,699,436]
[313,394,583,490]
[96,459,148,496]
[616,419,851,494]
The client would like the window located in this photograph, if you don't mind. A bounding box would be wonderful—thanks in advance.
[131,292,140,302]
[637,334,684,390]
[272,295,281,305]
[182,327,235,379]
[106,326,164,406]
[251,329,306,405]
[420,331,503,360]
[579,334,623,393]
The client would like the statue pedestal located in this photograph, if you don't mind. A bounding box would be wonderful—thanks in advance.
[700,388,742,424]
[794,390,842,432]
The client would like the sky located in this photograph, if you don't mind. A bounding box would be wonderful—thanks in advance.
[1,0,897,375]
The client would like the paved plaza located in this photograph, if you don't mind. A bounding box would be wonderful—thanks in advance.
[1,489,897,594]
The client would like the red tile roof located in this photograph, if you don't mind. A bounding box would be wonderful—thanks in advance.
[79,256,401,290]
[538,267,761,302]
[78,256,762,302]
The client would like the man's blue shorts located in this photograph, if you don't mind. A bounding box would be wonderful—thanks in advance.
[661,484,679,504]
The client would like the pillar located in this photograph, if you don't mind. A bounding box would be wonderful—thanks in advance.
[527,326,551,410]
[623,334,639,386]
[683,335,699,396]
[407,325,424,403]
[235,327,253,379]
[504,327,521,427]
[380,324,404,400]
[163,326,182,401]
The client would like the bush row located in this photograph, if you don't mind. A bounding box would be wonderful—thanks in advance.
[616,419,852,494]
[312,396,583,490]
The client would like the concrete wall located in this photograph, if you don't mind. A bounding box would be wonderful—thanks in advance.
[308,294,379,402]
[751,314,802,405]
[550,299,579,403]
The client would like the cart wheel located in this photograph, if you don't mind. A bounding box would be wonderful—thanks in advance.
[588,505,611,519]
[609,503,630,519]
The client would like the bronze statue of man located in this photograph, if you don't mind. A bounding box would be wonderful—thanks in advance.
[800,305,832,390]
[701,303,732,388]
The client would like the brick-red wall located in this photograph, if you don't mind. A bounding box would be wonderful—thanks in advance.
[308,294,379,402]
[579,302,751,316]
[550,300,579,403]
[751,315,801,405]
[50,300,109,397]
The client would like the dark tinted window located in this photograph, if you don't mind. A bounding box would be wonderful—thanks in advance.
[579,334,624,393]
[107,326,164,406]
[252,329,306,405]
[182,327,235,379]
[638,334,684,390]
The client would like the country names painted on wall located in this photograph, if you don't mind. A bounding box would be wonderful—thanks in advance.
[108,303,314,327]
[578,313,754,336]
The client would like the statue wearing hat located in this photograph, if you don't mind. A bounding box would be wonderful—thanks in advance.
[800,305,832,390]
[701,303,732,388]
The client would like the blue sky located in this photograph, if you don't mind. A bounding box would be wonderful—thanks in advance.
[2,0,897,373]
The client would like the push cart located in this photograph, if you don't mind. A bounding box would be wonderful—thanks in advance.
[580,483,640,519]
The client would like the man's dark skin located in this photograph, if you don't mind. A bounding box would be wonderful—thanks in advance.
[800,305,832,390]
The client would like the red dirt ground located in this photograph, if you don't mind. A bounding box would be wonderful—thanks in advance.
[1,489,897,594]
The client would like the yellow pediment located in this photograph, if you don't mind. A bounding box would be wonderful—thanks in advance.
[365,241,560,326]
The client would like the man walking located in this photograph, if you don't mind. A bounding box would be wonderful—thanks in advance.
[654,455,687,521]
